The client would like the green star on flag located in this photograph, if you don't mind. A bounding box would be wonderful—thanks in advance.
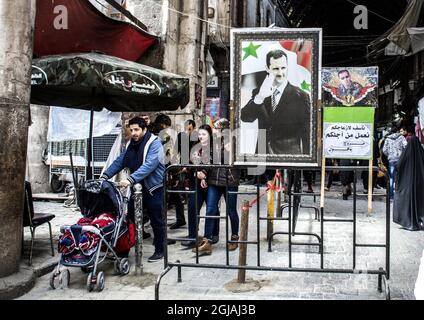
[242,42,261,60]
[301,80,311,92]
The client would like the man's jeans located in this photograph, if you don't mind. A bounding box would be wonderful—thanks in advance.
[142,187,165,254]
[204,185,239,241]
[389,162,398,199]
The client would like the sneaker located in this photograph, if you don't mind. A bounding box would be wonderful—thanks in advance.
[192,238,212,255]
[147,252,164,263]
[324,187,330,191]
[227,235,239,251]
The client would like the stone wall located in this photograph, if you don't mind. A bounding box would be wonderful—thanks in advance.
[26,106,50,193]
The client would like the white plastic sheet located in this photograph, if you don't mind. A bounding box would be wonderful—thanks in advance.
[47,107,122,142]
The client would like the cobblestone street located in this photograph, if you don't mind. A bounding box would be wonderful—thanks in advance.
[18,181,424,300]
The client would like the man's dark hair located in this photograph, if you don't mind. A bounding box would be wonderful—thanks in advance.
[266,50,287,68]
[390,126,398,134]
[338,69,350,77]
[185,119,196,128]
[154,114,172,127]
[128,116,147,129]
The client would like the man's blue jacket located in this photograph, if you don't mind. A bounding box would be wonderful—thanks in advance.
[101,134,165,193]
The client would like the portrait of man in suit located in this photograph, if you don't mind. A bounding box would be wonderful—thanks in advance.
[240,49,311,156]
[231,28,321,167]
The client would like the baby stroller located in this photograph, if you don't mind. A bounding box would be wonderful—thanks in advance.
[50,179,134,292]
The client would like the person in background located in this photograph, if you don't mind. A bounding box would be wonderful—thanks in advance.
[383,126,407,200]
[400,125,414,144]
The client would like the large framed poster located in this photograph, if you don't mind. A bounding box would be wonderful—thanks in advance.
[231,28,322,167]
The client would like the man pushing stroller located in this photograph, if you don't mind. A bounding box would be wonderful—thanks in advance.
[101,116,166,262]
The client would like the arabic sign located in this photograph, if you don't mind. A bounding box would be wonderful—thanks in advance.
[207,76,219,88]
[31,66,48,85]
[103,70,161,95]
[322,67,378,107]
[323,107,375,159]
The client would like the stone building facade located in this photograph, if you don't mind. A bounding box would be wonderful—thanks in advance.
[207,0,291,121]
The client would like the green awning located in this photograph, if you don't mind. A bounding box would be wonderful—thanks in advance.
[31,52,190,112]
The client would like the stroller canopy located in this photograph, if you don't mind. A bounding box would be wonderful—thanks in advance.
[78,180,122,218]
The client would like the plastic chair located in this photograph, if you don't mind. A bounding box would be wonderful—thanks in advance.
[23,181,56,265]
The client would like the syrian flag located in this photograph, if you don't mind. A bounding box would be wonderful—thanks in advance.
[241,40,312,97]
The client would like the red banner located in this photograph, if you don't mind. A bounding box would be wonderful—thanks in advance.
[34,0,157,62]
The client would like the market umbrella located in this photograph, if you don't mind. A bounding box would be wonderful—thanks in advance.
[30,52,190,112]
[31,52,190,178]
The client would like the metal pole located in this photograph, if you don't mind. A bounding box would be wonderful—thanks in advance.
[134,183,143,275]
[86,107,94,180]
[237,200,250,283]
[276,170,282,218]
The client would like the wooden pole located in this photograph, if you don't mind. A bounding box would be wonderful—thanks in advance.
[368,159,373,214]
[237,200,250,283]
[266,180,274,241]
[229,100,235,165]
[320,157,326,209]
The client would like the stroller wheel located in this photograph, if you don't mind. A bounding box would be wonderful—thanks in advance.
[59,269,70,288]
[96,271,105,292]
[86,272,95,292]
[119,258,130,276]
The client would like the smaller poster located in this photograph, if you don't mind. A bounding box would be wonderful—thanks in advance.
[323,107,375,159]
[205,97,221,122]
[322,67,378,107]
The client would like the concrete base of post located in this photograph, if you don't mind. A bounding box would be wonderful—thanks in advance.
[224,278,265,293]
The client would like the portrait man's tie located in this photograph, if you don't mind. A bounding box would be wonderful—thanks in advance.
[272,89,279,112]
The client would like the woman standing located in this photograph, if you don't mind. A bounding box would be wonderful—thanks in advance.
[194,119,241,255]
[181,124,214,248]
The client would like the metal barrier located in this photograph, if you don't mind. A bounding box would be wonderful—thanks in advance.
[155,164,391,300]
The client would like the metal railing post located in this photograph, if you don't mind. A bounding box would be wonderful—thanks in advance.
[134,183,143,275]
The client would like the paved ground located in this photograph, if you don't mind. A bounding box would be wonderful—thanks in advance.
[18,180,424,300]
